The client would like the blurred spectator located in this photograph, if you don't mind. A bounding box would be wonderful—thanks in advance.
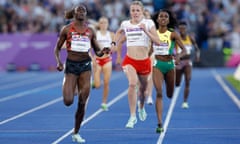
[226,25,240,67]
[0,0,239,55]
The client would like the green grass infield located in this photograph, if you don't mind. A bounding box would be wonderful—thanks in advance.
[225,75,240,93]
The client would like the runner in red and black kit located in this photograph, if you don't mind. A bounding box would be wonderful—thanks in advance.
[54,4,109,143]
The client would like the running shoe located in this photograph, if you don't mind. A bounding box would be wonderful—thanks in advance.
[156,127,164,133]
[156,123,164,133]
[146,96,153,105]
[181,102,189,109]
[137,100,141,111]
[91,81,95,89]
[138,107,147,121]
[101,103,108,111]
[72,133,86,143]
[125,116,137,128]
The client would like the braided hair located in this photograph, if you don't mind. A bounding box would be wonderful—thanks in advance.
[152,9,178,31]
[64,4,87,19]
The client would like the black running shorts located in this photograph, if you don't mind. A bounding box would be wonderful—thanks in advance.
[65,58,91,76]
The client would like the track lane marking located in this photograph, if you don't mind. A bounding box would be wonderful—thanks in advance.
[0,98,62,125]
[157,86,181,144]
[51,89,128,144]
[212,70,240,109]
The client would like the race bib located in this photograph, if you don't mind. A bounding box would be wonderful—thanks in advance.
[178,45,192,55]
[71,34,90,52]
[153,43,169,55]
[126,28,146,46]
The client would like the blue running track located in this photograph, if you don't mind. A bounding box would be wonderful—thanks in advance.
[0,68,239,144]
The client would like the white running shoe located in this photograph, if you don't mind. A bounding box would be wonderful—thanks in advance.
[181,102,189,109]
[137,100,141,111]
[72,133,86,143]
[146,96,153,105]
[101,103,108,111]
[138,107,147,121]
[125,116,137,128]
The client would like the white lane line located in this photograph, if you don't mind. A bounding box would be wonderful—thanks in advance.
[0,72,123,102]
[0,97,62,125]
[157,86,181,144]
[51,89,128,144]
[0,73,37,84]
[0,82,61,102]
[212,70,240,109]
[0,74,61,90]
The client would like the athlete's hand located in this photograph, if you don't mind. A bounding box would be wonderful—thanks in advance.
[110,45,117,52]
[174,56,180,65]
[195,56,200,62]
[139,23,146,32]
[56,62,63,71]
[102,47,111,54]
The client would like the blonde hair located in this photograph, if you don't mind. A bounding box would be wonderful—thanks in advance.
[130,1,144,10]
[144,9,151,19]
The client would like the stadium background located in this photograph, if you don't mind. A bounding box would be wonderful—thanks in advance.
[0,0,239,71]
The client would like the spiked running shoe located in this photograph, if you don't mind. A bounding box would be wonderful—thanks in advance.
[156,127,164,133]
[138,107,147,121]
[101,103,108,111]
[72,133,85,143]
[146,96,153,105]
[125,116,137,128]
[156,123,164,133]
[181,102,189,109]
[91,81,95,89]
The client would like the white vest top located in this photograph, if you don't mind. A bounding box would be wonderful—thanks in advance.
[96,31,112,49]
[120,18,155,47]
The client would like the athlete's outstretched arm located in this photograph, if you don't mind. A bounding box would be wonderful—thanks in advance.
[113,28,125,64]
[173,31,187,58]
[190,35,201,61]
[54,26,67,71]
[90,28,105,57]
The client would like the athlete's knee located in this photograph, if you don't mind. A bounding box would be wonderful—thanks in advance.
[63,97,74,106]
[80,88,90,98]
[156,91,163,98]
[166,91,174,99]
[93,80,101,88]
[94,83,101,88]
[185,79,191,87]
[103,80,110,87]
[63,88,75,106]
[129,83,137,89]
